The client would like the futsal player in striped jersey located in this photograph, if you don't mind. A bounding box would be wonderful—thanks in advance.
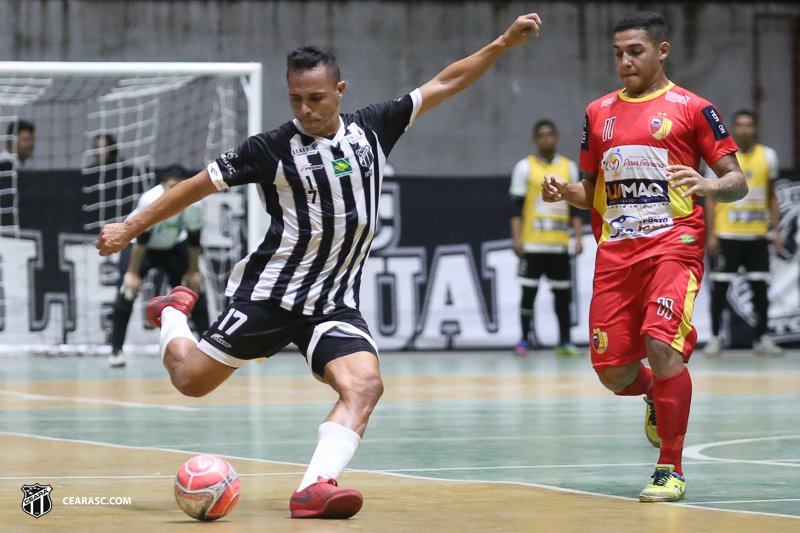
[97,13,543,519]
[543,12,747,502]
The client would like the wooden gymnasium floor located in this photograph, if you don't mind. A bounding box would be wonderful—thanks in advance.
[1,350,800,532]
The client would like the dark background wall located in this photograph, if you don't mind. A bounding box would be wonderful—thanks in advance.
[0,1,798,175]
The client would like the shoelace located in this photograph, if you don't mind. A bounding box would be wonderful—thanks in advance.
[647,401,657,426]
[651,469,672,487]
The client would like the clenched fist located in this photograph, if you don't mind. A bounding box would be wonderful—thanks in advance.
[96,223,131,256]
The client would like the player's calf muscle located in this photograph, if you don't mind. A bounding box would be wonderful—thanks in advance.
[165,347,232,397]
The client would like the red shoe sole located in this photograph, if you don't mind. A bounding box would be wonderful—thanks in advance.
[291,491,363,519]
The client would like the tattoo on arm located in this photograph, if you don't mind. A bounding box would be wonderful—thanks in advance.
[709,154,748,203]
[713,167,748,203]
[714,178,746,202]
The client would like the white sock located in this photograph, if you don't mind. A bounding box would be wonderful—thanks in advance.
[159,307,197,360]
[297,422,361,492]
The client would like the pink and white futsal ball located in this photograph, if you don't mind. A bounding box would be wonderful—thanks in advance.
[174,455,240,520]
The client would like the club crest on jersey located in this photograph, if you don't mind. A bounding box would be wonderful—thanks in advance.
[591,328,608,354]
[649,116,673,141]
[332,158,353,177]
[356,145,374,168]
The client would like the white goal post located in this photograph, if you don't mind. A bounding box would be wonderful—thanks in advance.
[0,61,264,249]
[0,61,263,350]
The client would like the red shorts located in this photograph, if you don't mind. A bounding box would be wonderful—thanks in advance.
[589,257,704,371]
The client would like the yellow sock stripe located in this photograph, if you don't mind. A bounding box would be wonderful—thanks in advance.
[671,271,699,352]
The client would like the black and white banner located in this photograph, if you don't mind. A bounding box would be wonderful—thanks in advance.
[766,172,800,346]
[1,170,797,351]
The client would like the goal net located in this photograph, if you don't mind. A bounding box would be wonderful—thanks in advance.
[0,62,262,352]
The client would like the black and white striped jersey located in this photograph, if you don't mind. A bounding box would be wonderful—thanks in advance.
[207,89,422,315]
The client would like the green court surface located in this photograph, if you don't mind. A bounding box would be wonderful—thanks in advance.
[1,351,799,523]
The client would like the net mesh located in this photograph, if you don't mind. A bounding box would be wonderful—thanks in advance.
[0,69,250,348]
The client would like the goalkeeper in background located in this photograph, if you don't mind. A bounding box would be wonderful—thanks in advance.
[108,165,210,367]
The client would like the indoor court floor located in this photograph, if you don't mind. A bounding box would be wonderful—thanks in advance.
[1,349,799,532]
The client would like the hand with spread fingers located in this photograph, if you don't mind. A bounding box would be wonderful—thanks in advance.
[666,164,717,198]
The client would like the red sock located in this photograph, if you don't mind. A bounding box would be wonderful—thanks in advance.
[614,363,654,398]
[653,367,692,475]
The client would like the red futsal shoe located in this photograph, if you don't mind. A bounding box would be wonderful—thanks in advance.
[145,286,198,328]
[290,477,363,519]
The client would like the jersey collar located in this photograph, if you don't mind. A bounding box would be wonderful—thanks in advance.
[292,116,346,146]
[618,81,674,103]
[533,153,562,166]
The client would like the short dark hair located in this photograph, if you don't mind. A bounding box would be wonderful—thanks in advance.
[614,12,669,46]
[533,119,557,136]
[160,164,189,182]
[733,110,759,126]
[286,45,341,83]
[95,133,118,164]
[6,120,35,136]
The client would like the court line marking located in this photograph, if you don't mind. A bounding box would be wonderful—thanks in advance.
[372,461,723,472]
[0,389,200,412]
[687,499,800,505]
[2,430,799,521]
[684,435,800,468]
[0,472,306,480]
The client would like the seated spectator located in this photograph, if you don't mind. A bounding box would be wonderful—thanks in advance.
[1,120,36,168]
[92,133,119,167]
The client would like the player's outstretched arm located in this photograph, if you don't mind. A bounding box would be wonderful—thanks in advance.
[542,171,596,210]
[416,13,541,117]
[96,170,217,256]
[666,154,747,203]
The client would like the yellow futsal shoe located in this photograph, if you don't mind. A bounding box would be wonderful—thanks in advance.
[555,343,584,357]
[644,397,660,448]
[639,465,686,502]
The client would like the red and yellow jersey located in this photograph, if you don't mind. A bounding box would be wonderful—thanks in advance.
[580,81,738,272]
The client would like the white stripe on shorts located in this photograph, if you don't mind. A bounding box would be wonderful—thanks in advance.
[197,339,265,368]
[306,321,380,382]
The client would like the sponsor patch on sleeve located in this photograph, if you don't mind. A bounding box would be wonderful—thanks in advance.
[701,105,730,142]
[581,113,590,151]
[206,161,228,190]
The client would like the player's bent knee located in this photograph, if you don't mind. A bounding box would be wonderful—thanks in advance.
[341,373,384,406]
[595,363,640,393]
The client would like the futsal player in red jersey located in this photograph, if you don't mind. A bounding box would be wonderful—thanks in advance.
[542,12,747,502]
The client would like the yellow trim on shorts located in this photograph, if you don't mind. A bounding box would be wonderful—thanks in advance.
[671,271,698,352]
